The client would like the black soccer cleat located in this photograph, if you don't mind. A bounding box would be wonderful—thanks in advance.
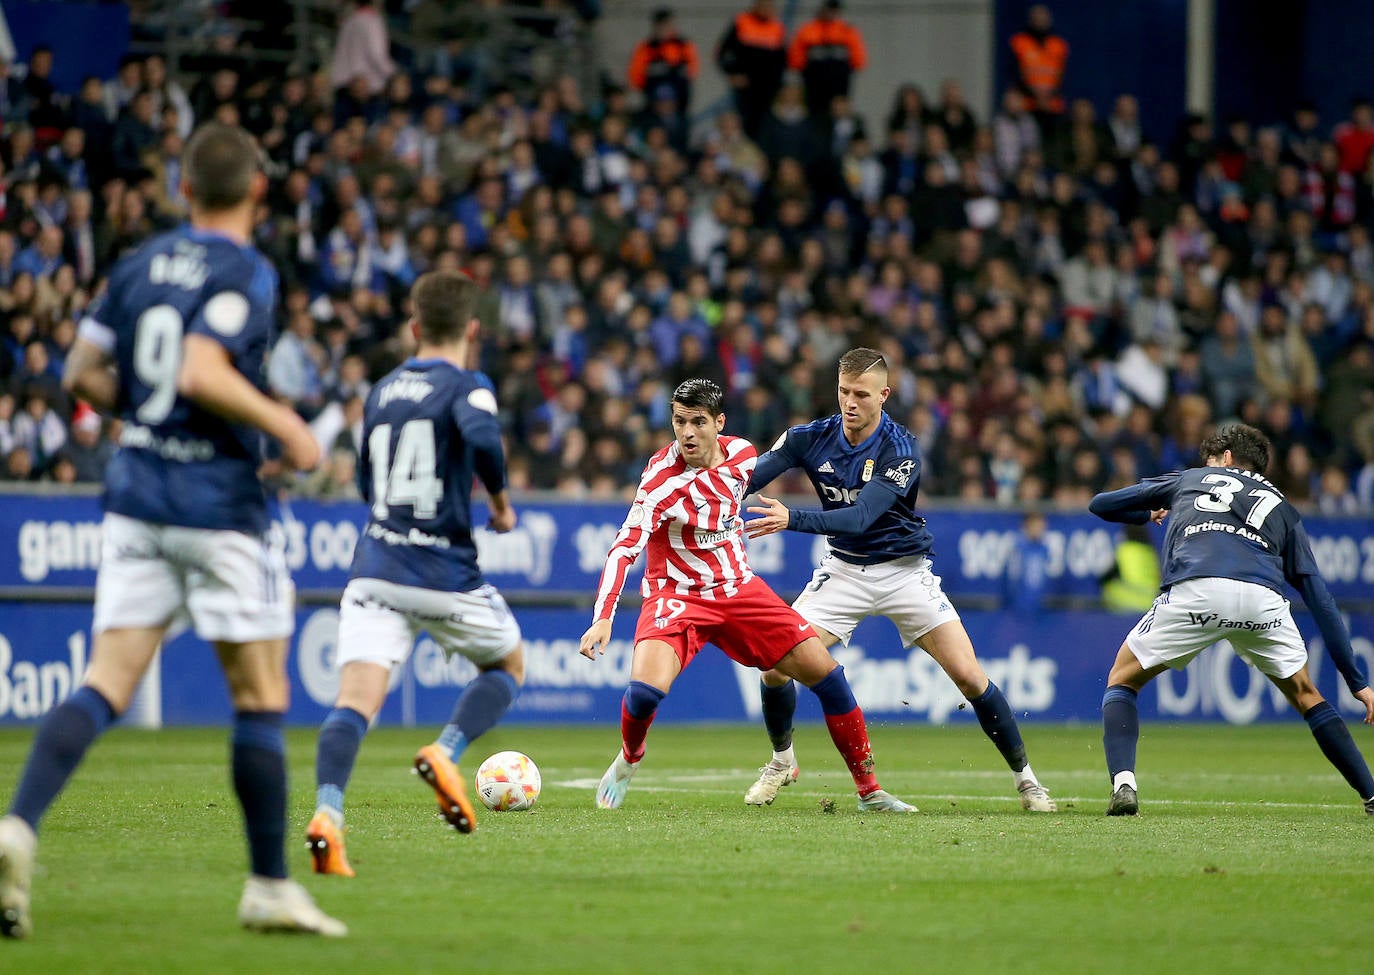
[1106,784,1139,817]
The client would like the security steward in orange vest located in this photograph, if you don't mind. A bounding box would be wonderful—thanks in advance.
[1009,4,1069,134]
[716,0,788,138]
[628,8,700,116]
[787,0,866,120]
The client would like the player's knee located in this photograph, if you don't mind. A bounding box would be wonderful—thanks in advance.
[760,668,790,688]
[493,644,526,685]
[624,680,666,719]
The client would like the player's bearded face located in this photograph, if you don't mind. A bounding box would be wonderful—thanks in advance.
[672,405,725,466]
[837,370,890,437]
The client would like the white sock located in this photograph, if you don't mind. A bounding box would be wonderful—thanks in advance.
[1113,771,1137,791]
[772,746,796,768]
[1014,764,1037,787]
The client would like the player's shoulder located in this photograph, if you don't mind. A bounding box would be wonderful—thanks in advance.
[719,434,757,463]
[877,413,919,456]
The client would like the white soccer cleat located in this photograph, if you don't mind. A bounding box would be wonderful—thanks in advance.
[1017,780,1058,812]
[744,759,800,806]
[0,815,36,940]
[595,752,639,809]
[237,876,348,937]
[856,789,918,813]
[1365,797,1374,817]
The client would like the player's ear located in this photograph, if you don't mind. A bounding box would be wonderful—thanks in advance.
[249,169,267,203]
[408,317,421,343]
[465,317,481,342]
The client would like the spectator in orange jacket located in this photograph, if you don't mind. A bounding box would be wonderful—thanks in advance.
[717,0,788,138]
[627,8,699,117]
[1009,4,1068,134]
[787,0,867,120]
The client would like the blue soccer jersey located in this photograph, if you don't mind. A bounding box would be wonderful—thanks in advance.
[1089,466,1316,594]
[749,412,935,564]
[79,226,280,534]
[348,358,506,593]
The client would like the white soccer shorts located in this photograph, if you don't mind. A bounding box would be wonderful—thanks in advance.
[336,576,522,671]
[1125,577,1309,679]
[93,512,294,643]
[792,553,961,647]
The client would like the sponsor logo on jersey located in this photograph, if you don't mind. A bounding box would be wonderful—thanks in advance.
[817,461,835,474]
[884,459,915,489]
[1188,610,1284,632]
[861,459,874,482]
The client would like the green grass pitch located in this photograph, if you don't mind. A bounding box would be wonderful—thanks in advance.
[0,722,1369,974]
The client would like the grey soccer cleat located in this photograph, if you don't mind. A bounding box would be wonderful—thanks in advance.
[744,760,799,806]
[1018,780,1058,812]
[238,877,347,937]
[1106,784,1139,816]
[0,816,36,940]
[856,789,918,813]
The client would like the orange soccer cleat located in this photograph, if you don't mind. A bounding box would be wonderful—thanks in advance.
[306,810,355,878]
[414,745,477,833]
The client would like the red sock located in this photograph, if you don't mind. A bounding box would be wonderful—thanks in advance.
[824,706,880,796]
[620,700,655,763]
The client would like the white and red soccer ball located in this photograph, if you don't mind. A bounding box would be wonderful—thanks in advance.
[474,751,541,811]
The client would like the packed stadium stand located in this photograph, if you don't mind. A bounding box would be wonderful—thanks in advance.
[1,0,1373,513]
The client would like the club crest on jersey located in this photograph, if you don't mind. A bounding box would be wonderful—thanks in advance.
[654,617,670,629]
[884,459,915,489]
[861,459,874,482]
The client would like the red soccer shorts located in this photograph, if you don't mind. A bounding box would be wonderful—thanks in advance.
[632,576,816,670]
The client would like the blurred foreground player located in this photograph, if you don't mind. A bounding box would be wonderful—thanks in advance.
[1089,423,1374,816]
[307,270,524,876]
[0,123,344,938]
[579,378,914,812]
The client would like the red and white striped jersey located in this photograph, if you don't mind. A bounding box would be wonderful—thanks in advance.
[593,435,757,621]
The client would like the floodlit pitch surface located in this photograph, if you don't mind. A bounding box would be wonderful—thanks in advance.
[0,723,1368,973]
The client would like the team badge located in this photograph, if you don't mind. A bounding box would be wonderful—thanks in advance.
[654,617,670,629]
[862,459,874,482]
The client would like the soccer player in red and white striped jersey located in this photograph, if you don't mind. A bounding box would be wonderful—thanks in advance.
[579,378,914,812]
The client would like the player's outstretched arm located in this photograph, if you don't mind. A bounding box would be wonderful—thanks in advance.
[487,490,516,532]
[580,619,612,660]
[178,334,321,471]
[1089,479,1175,524]
[61,336,118,412]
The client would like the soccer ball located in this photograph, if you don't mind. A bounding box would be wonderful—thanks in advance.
[474,751,541,811]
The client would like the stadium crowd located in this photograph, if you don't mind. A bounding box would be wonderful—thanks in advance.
[0,1,1373,513]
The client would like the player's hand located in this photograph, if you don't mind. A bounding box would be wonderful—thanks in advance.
[1355,686,1374,725]
[279,418,321,472]
[579,619,612,660]
[744,495,790,538]
[1150,508,1168,525]
[488,504,517,533]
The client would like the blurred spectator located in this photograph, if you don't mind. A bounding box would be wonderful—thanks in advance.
[1333,97,1374,175]
[627,8,699,117]
[64,404,113,483]
[1100,523,1160,612]
[716,0,787,139]
[330,0,396,98]
[1009,4,1069,134]
[787,0,867,121]
[1003,510,1051,614]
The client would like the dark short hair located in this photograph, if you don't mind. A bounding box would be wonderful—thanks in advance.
[838,347,887,377]
[1199,423,1271,474]
[671,378,724,415]
[182,123,259,211]
[411,270,479,343]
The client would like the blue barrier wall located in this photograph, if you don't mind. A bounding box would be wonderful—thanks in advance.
[1,601,1371,727]
[4,494,1373,602]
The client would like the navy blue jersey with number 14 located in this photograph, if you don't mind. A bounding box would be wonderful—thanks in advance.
[77,226,279,534]
[348,358,507,593]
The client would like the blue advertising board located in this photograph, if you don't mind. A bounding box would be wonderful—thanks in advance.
[3,494,1373,603]
[1,600,1371,728]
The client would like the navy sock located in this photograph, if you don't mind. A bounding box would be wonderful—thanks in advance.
[969,681,1029,773]
[1304,701,1374,799]
[808,666,858,716]
[760,680,797,752]
[315,707,369,814]
[450,670,521,741]
[7,686,116,831]
[1101,685,1140,780]
[620,681,666,763]
[623,680,665,719]
[232,710,288,880]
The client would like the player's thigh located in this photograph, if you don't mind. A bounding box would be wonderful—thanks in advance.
[337,579,421,677]
[876,557,962,649]
[914,619,988,698]
[1106,639,1167,689]
[84,625,167,714]
[772,636,840,687]
[1226,591,1310,684]
[1265,664,1324,713]
[1123,581,1219,673]
[425,584,524,672]
[334,660,393,719]
[630,639,684,692]
[216,636,290,712]
[176,525,294,644]
[707,578,820,671]
[790,557,873,647]
[92,513,185,635]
